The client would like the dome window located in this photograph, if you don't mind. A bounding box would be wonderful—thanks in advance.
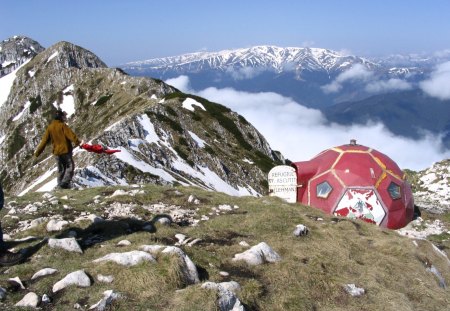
[317,181,332,199]
[388,182,401,200]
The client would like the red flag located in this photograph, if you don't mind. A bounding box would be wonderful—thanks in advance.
[81,143,121,154]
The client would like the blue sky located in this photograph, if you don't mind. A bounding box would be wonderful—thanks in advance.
[2,0,450,65]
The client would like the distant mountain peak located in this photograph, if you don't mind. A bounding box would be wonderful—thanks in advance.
[0,35,45,77]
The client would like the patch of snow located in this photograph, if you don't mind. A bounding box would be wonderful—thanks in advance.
[188,131,206,148]
[36,178,58,193]
[182,97,206,111]
[0,59,30,107]
[77,166,123,187]
[113,147,176,182]
[1,60,15,67]
[19,168,57,196]
[104,119,124,131]
[242,158,254,164]
[60,85,75,118]
[46,51,59,63]
[128,139,145,152]
[28,70,35,77]
[396,217,448,239]
[12,101,31,121]
[0,135,5,145]
[137,114,159,143]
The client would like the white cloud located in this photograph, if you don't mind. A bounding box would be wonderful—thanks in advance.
[165,75,191,91]
[420,61,450,100]
[365,78,412,93]
[169,76,449,171]
[321,64,373,93]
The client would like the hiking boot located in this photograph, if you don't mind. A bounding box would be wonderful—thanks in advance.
[0,250,26,266]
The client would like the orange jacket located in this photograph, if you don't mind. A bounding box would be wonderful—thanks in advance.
[34,120,81,157]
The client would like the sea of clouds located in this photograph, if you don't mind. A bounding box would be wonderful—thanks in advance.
[166,62,450,171]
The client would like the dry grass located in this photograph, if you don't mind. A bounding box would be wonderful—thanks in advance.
[0,184,449,310]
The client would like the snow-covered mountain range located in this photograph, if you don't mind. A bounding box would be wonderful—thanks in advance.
[124,45,379,74]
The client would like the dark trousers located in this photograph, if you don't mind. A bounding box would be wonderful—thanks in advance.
[0,183,5,251]
[56,153,75,188]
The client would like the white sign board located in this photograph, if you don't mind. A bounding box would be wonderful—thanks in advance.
[268,165,297,203]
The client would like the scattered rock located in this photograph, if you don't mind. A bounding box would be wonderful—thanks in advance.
[89,289,121,310]
[162,246,200,284]
[42,293,52,304]
[219,271,229,277]
[117,240,131,247]
[0,287,6,300]
[97,274,114,283]
[48,238,83,253]
[46,218,69,232]
[202,281,244,311]
[93,250,156,266]
[15,292,40,308]
[344,284,365,297]
[293,224,309,237]
[175,233,187,244]
[31,268,58,280]
[8,276,25,289]
[233,242,281,265]
[427,265,447,288]
[139,245,165,254]
[53,270,91,293]
[188,195,200,204]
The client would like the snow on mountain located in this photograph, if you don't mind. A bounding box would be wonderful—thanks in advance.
[413,159,450,213]
[123,45,378,74]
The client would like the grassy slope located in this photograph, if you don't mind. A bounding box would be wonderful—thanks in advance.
[0,185,449,310]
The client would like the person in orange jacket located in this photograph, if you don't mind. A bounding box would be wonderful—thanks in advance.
[34,110,83,189]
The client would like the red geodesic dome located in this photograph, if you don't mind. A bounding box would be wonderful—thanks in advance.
[291,140,414,229]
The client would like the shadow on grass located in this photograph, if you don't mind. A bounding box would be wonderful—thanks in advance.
[53,214,175,251]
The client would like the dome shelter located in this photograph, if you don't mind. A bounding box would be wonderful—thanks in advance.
[290,140,414,229]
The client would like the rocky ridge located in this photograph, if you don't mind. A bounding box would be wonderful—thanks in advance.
[0,36,282,197]
[0,36,45,78]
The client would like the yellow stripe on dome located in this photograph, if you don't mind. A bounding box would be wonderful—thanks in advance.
[375,171,387,188]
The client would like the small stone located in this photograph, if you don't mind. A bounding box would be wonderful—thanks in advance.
[219,271,229,277]
[344,284,365,296]
[117,240,131,247]
[15,292,40,308]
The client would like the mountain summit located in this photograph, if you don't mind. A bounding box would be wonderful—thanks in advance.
[0,37,282,196]
[0,36,45,78]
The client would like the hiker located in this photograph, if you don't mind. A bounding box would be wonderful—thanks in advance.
[0,183,25,266]
[34,110,83,189]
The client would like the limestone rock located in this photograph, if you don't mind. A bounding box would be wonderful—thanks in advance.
[15,292,40,308]
[53,270,91,293]
[31,268,58,280]
[48,238,83,253]
[93,250,156,266]
[232,242,281,265]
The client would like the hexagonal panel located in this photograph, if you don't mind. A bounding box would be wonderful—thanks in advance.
[333,153,384,187]
[387,182,401,200]
[334,188,386,225]
[316,181,332,198]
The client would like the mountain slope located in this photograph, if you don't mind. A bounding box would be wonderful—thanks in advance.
[0,37,282,196]
[0,36,45,78]
[321,89,450,149]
